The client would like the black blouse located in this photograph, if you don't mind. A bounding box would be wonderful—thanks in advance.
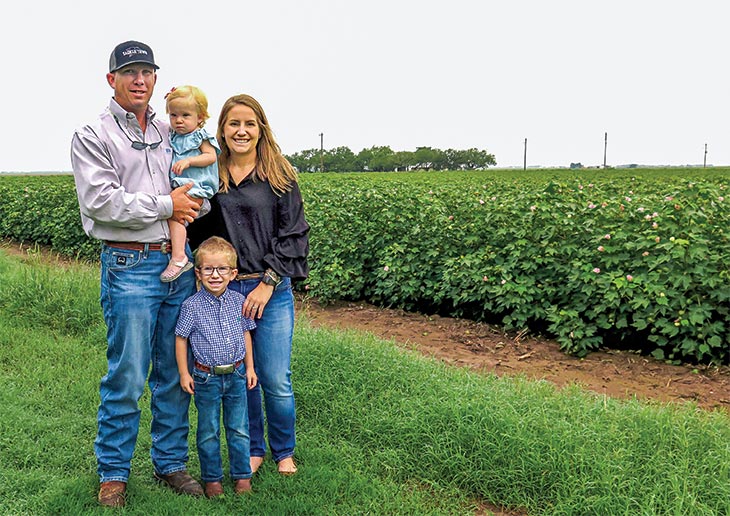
[188,176,310,281]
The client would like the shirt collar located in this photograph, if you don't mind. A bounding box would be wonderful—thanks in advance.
[199,286,229,303]
[108,98,156,126]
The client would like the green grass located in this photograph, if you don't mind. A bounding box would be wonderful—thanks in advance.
[0,248,728,515]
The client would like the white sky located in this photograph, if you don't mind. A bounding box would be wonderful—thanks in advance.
[2,0,729,171]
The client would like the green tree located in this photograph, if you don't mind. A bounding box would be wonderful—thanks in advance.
[357,146,395,172]
[323,146,358,172]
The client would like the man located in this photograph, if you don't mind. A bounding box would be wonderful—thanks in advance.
[71,40,205,508]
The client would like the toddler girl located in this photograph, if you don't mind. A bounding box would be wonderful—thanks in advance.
[161,85,220,282]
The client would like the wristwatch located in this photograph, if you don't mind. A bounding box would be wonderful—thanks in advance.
[262,268,282,287]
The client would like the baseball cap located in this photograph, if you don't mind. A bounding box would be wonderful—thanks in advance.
[109,40,159,73]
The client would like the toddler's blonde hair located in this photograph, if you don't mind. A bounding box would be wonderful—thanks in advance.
[165,85,210,128]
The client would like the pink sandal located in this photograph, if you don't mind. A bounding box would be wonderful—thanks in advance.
[160,257,193,282]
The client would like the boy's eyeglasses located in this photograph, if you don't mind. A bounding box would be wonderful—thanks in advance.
[197,266,233,276]
[113,115,163,150]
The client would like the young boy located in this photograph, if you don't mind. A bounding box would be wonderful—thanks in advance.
[175,236,258,497]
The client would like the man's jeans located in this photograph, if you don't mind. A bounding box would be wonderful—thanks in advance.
[193,362,252,481]
[229,277,296,462]
[96,243,195,482]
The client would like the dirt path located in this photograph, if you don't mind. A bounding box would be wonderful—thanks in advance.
[297,296,730,412]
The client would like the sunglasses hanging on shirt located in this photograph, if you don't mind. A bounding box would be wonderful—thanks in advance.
[113,115,163,150]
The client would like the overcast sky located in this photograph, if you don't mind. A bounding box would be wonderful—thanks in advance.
[2,0,728,172]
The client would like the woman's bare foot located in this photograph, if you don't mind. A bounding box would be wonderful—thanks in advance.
[277,456,297,476]
[250,456,265,473]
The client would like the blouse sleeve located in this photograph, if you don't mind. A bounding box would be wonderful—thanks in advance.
[265,181,310,281]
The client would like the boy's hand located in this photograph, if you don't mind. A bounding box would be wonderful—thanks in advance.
[180,373,195,394]
[171,158,191,175]
[247,369,258,390]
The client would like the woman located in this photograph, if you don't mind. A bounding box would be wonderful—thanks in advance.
[188,94,309,475]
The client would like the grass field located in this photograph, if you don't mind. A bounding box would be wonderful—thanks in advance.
[0,247,728,515]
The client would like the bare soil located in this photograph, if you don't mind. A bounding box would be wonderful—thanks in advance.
[296,296,730,412]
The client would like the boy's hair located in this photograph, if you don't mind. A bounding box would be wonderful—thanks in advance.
[165,85,210,127]
[194,236,238,268]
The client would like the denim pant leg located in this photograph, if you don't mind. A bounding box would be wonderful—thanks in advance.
[150,250,196,475]
[225,364,252,480]
[193,369,224,482]
[231,278,296,462]
[96,244,194,482]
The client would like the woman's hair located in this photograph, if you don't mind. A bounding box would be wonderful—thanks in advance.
[216,94,297,194]
[165,85,210,128]
[194,236,238,268]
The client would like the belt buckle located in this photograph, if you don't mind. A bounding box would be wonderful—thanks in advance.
[160,241,170,254]
[213,364,235,375]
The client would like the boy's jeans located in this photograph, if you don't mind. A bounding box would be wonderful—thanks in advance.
[96,243,195,482]
[193,363,252,481]
[230,277,296,462]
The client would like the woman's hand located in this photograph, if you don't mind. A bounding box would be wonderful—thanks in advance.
[243,283,275,319]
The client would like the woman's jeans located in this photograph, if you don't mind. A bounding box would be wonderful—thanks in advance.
[229,277,296,462]
[96,243,195,483]
[193,363,252,481]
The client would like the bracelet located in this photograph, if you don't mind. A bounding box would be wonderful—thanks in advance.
[262,268,282,287]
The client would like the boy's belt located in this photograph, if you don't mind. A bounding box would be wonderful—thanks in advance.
[194,360,244,375]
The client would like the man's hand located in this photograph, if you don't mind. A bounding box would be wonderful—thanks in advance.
[170,182,203,224]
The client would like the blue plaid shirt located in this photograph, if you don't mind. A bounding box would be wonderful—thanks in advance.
[176,288,257,366]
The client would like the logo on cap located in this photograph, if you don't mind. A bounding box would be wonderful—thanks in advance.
[122,47,149,58]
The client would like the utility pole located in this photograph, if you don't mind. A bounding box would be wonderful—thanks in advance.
[523,138,527,171]
[704,143,707,168]
[319,132,324,172]
[603,132,607,168]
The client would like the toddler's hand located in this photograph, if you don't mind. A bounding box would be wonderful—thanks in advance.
[171,159,191,175]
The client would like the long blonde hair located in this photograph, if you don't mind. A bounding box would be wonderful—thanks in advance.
[216,94,297,194]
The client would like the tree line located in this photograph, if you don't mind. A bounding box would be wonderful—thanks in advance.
[285,145,496,173]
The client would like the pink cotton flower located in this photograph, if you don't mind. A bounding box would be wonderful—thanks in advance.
[588,203,597,209]
[383,266,390,272]
[479,199,485,205]
[604,234,611,240]
[626,275,633,282]
[593,268,601,274]
[597,246,605,252]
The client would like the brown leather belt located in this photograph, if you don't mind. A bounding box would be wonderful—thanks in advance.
[104,241,171,254]
[194,360,244,375]
[236,272,264,280]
